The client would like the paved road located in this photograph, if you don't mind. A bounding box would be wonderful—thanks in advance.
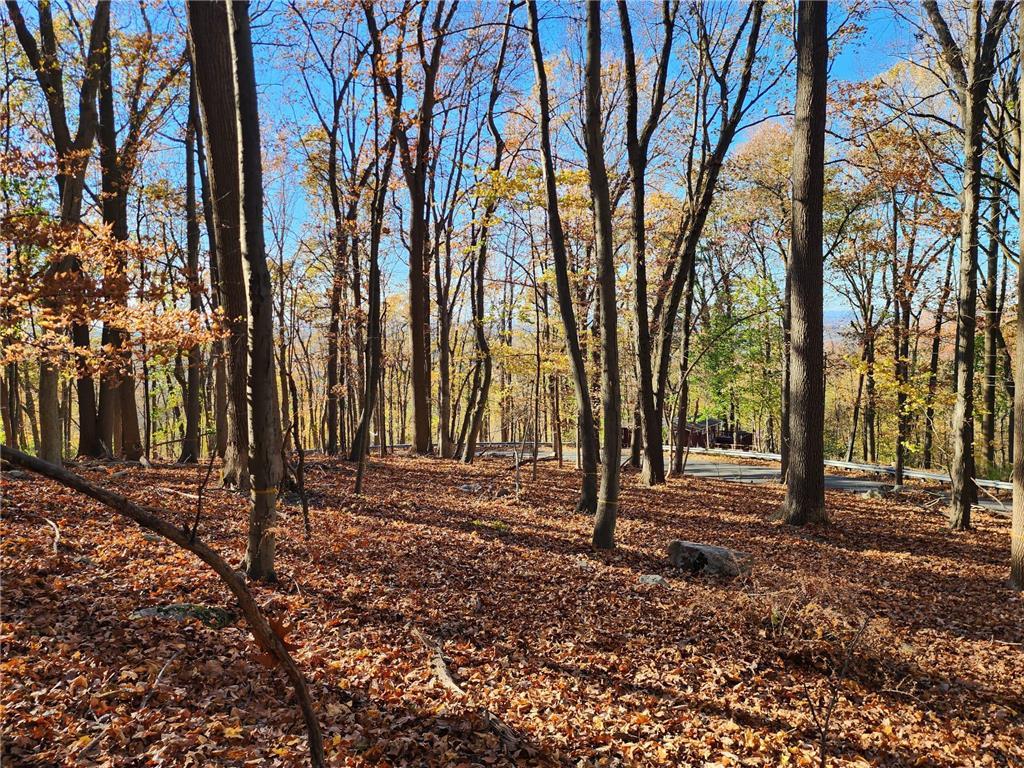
[430,442,1011,516]
[670,457,1009,516]
[506,446,1010,517]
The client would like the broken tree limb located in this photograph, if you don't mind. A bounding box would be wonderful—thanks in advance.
[411,627,466,696]
[411,627,529,758]
[17,510,61,553]
[0,445,325,768]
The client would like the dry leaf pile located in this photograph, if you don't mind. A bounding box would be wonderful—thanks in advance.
[2,456,1021,766]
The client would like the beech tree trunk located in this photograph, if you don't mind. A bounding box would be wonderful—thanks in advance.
[780,0,827,526]
[585,3,621,549]
[527,0,598,514]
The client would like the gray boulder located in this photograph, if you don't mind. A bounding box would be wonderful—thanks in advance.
[667,540,752,578]
[638,574,670,588]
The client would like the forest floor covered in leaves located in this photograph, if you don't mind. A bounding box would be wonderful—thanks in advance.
[2,455,1022,767]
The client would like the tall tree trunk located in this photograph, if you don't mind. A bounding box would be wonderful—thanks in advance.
[227,1,284,581]
[845,347,866,463]
[352,140,395,473]
[891,193,907,487]
[618,0,676,487]
[983,176,1001,467]
[1010,8,1024,590]
[435,239,455,458]
[924,0,1011,529]
[924,247,954,469]
[585,3,621,549]
[188,0,249,490]
[406,187,432,455]
[671,259,696,475]
[193,105,227,459]
[864,334,877,463]
[96,16,126,459]
[780,0,827,526]
[780,270,791,480]
[325,151,347,456]
[179,73,202,464]
[527,0,598,514]
[462,3,513,463]
[363,3,454,456]
[7,0,110,464]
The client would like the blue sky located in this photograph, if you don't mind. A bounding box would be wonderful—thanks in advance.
[245,1,917,320]
[833,3,906,82]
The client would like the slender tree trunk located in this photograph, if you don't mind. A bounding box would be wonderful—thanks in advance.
[585,4,621,549]
[924,247,954,469]
[227,1,284,581]
[672,256,696,475]
[0,364,17,449]
[462,3,513,463]
[22,369,39,451]
[983,176,1001,467]
[527,0,598,513]
[924,0,1010,529]
[845,347,866,463]
[352,142,395,474]
[891,193,907,487]
[179,74,202,464]
[780,266,792,480]
[618,0,675,487]
[326,231,347,455]
[864,334,877,463]
[435,244,455,458]
[780,0,827,525]
[1010,8,1024,589]
[191,106,227,459]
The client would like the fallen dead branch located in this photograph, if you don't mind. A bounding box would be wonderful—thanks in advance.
[154,485,200,500]
[139,649,183,710]
[18,510,61,553]
[0,444,325,768]
[411,626,530,759]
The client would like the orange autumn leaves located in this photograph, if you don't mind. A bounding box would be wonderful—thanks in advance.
[1,154,221,378]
